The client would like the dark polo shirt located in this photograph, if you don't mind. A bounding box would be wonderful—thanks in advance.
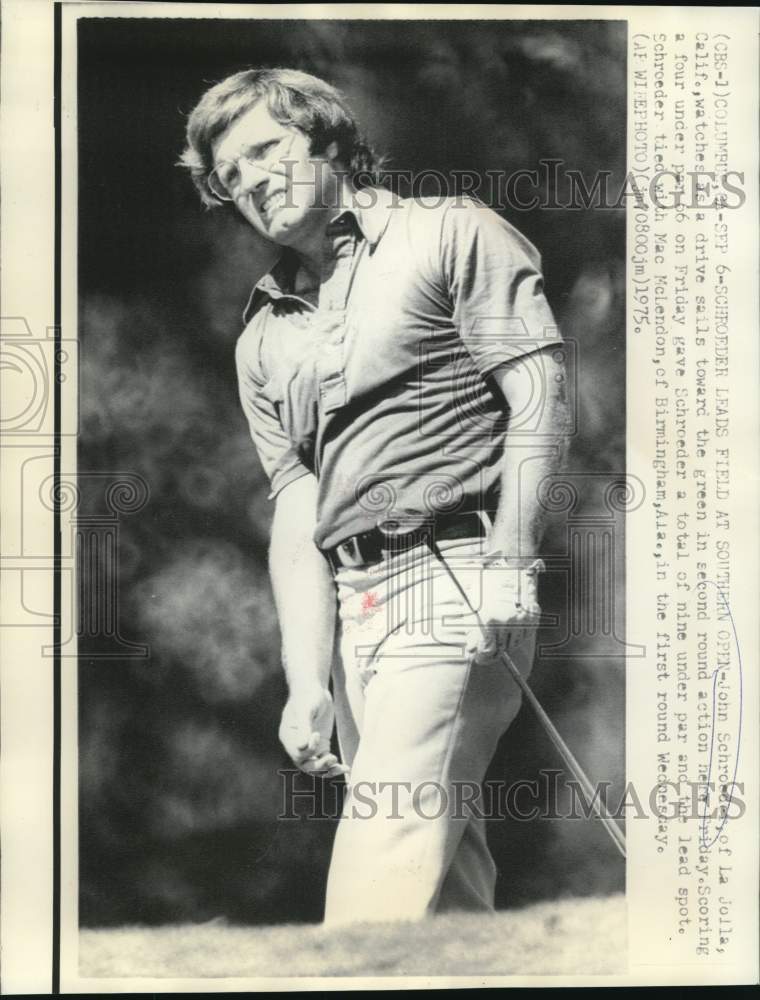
[235,189,562,551]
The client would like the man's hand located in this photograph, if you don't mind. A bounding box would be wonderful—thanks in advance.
[270,476,346,779]
[278,685,349,779]
[466,559,543,665]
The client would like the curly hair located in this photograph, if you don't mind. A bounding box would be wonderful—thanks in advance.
[179,67,382,208]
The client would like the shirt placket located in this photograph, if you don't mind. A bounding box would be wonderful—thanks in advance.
[315,225,363,414]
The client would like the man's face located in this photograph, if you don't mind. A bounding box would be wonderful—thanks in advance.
[210,102,338,248]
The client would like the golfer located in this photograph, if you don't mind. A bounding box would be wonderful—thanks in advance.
[181,68,568,926]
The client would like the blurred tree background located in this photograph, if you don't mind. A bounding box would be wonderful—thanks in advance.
[78,17,627,927]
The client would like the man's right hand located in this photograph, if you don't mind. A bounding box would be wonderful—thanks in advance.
[278,685,349,779]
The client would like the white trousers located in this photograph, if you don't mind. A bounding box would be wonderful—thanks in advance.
[324,537,537,926]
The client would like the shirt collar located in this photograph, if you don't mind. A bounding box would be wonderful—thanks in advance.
[242,252,298,324]
[242,186,395,325]
[335,184,395,248]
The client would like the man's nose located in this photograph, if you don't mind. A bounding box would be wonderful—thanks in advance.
[237,158,269,195]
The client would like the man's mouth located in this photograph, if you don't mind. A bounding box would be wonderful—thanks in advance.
[259,190,287,219]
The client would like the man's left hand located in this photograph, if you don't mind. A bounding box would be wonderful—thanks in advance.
[465,559,544,665]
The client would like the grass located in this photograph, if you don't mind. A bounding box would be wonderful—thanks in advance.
[80,893,626,979]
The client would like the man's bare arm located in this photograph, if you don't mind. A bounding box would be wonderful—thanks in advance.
[489,346,569,561]
[464,347,568,662]
[269,473,347,777]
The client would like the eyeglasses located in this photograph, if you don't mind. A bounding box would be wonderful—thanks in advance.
[208,131,298,202]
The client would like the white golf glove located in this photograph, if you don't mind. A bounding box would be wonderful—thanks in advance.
[466,557,545,664]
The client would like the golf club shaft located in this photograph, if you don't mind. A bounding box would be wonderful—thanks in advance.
[497,647,627,859]
[424,536,627,859]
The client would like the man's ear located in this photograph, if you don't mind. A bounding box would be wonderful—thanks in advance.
[326,141,339,163]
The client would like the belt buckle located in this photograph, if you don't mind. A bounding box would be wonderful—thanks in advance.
[377,514,430,556]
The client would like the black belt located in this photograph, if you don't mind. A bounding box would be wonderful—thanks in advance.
[324,510,492,572]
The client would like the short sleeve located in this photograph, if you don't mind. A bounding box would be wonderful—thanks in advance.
[235,319,310,500]
[440,197,562,375]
